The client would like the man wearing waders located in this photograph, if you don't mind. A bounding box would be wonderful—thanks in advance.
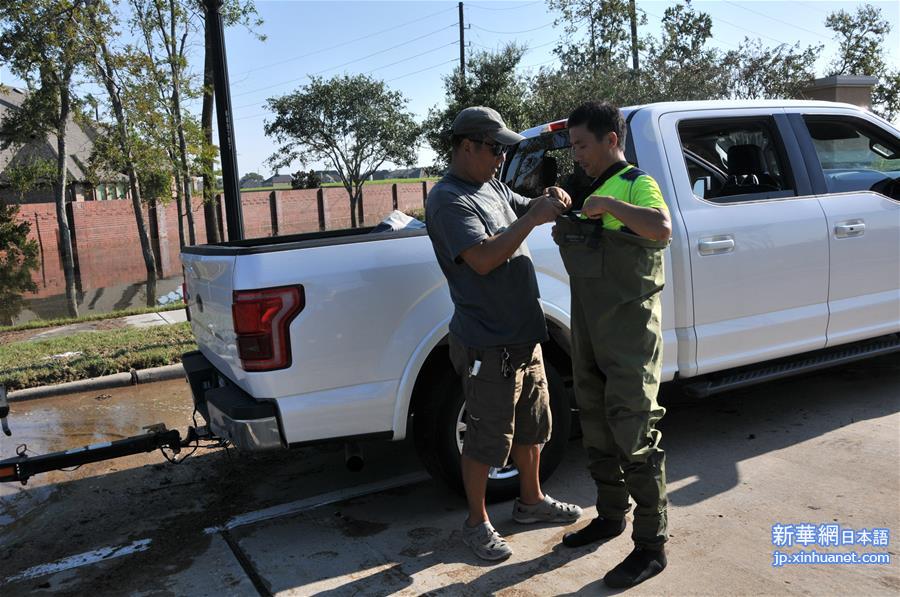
[555,102,672,588]
[426,107,582,562]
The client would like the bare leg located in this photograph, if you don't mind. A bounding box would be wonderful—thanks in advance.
[511,443,544,505]
[462,454,491,526]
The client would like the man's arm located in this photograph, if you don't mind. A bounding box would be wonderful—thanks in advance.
[582,196,672,241]
[460,196,562,275]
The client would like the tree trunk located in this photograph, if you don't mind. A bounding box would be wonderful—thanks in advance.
[56,85,78,318]
[97,39,158,306]
[201,18,221,244]
[171,157,186,250]
[347,186,358,229]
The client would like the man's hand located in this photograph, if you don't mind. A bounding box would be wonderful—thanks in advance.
[582,195,613,219]
[528,195,565,225]
[544,186,572,212]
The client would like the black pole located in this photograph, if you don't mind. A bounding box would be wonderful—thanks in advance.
[629,0,639,72]
[459,2,465,85]
[205,0,244,242]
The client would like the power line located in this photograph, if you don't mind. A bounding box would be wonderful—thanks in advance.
[722,0,831,40]
[233,41,460,112]
[387,59,459,82]
[471,21,555,35]
[231,24,457,99]
[231,5,458,78]
[467,1,543,11]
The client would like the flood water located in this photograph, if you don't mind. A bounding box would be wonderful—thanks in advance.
[10,275,184,326]
[0,379,196,503]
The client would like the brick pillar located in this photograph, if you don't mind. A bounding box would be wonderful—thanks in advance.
[316,188,325,231]
[269,190,281,237]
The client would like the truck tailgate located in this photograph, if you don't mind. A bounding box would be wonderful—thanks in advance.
[183,252,239,377]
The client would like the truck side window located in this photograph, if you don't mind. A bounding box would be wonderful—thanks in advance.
[678,118,796,203]
[802,116,900,200]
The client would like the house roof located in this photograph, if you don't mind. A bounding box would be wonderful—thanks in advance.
[0,86,119,184]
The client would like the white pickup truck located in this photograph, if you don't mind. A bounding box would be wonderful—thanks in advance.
[182,100,900,497]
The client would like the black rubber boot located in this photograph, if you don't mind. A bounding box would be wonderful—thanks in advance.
[603,546,667,588]
[561,516,626,547]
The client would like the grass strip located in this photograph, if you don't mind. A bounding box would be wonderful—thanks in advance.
[0,302,186,334]
[0,322,197,391]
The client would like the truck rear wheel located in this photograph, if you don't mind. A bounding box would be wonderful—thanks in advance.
[414,356,571,501]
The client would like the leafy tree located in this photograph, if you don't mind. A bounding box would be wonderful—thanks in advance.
[724,38,821,100]
[638,1,730,102]
[131,0,199,248]
[1,157,56,203]
[0,0,96,318]
[0,200,39,325]
[290,169,320,190]
[240,172,265,187]
[82,0,158,305]
[422,44,531,171]
[265,75,420,228]
[548,0,638,69]
[825,4,900,120]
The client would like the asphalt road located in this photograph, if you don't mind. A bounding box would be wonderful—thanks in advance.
[1,354,898,596]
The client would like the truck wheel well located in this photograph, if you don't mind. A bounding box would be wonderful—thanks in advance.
[408,321,571,420]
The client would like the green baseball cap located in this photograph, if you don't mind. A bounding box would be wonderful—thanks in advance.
[451,106,525,145]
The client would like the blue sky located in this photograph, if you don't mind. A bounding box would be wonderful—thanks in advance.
[3,0,899,177]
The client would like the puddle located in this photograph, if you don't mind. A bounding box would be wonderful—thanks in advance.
[0,378,196,503]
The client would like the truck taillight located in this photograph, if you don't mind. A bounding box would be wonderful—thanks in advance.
[232,286,305,371]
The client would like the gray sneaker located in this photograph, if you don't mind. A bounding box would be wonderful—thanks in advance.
[462,520,513,561]
[512,494,583,524]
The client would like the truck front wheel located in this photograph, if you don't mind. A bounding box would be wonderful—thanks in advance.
[414,356,571,501]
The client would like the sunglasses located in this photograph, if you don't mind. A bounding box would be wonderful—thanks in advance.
[468,138,508,157]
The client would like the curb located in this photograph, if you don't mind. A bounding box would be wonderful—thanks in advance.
[7,364,185,402]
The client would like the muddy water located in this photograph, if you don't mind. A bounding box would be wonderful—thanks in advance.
[0,379,196,501]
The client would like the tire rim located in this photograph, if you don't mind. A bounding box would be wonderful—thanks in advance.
[455,402,521,481]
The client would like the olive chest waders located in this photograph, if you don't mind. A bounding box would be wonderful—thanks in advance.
[556,215,669,548]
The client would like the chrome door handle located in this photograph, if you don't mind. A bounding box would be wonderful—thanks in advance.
[835,220,865,238]
[698,236,735,256]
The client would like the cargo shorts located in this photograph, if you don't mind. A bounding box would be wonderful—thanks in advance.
[448,334,552,468]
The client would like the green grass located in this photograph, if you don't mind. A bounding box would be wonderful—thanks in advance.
[0,302,187,334]
[0,323,197,391]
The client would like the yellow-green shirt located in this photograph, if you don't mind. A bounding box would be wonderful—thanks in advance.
[582,164,668,231]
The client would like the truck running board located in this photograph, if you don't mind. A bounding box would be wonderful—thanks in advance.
[681,334,900,398]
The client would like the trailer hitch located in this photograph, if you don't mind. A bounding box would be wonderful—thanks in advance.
[0,385,216,485]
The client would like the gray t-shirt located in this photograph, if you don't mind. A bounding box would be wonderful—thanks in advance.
[426,172,548,349]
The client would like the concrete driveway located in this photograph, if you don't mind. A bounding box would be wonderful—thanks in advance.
[1,354,897,595]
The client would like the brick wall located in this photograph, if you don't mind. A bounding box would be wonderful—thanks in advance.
[14,182,435,299]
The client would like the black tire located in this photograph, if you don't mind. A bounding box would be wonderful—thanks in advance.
[413,355,571,501]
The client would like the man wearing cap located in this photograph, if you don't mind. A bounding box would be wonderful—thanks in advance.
[425,106,582,562]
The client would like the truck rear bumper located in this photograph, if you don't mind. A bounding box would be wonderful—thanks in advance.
[182,350,286,452]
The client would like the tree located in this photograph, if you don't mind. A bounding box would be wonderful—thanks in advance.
[82,1,158,305]
[725,38,820,100]
[0,0,95,318]
[0,200,39,325]
[548,0,637,69]
[290,169,320,190]
[422,44,531,171]
[638,1,730,102]
[265,75,419,228]
[240,172,265,188]
[825,4,900,120]
[131,0,199,248]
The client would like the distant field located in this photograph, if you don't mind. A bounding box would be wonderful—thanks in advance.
[232,178,438,193]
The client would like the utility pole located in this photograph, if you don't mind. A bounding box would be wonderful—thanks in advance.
[459,2,466,86]
[629,0,639,72]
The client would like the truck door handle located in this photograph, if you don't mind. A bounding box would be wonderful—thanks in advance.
[698,236,735,255]
[834,220,865,238]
